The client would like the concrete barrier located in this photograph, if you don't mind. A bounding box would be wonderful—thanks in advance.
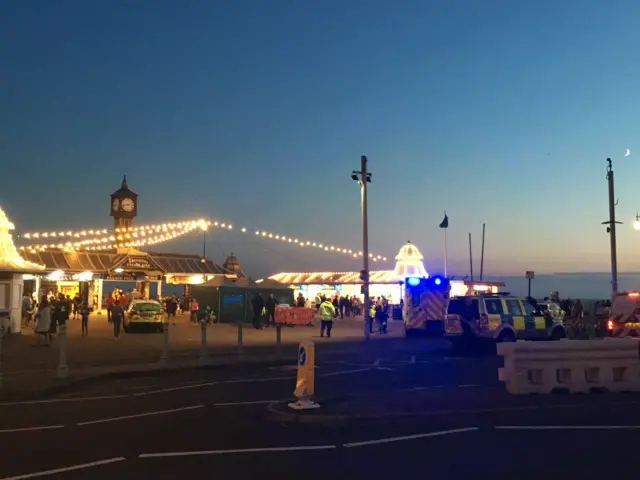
[498,338,640,394]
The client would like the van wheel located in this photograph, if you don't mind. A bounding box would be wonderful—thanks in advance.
[550,328,566,340]
[497,330,516,343]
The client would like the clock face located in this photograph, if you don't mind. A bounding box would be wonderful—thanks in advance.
[112,198,120,211]
[121,198,135,212]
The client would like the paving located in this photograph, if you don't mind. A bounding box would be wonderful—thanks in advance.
[0,341,637,479]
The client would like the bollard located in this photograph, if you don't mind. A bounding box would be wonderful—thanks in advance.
[56,323,69,379]
[199,318,209,365]
[0,325,3,389]
[237,320,244,355]
[158,322,169,367]
[276,324,282,359]
[288,341,319,410]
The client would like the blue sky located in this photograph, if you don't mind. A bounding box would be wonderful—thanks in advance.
[2,0,640,278]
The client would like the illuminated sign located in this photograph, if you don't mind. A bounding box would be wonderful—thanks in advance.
[124,256,152,270]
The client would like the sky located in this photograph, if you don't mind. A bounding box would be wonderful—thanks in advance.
[2,0,640,279]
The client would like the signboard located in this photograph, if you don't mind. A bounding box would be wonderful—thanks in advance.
[294,341,315,397]
[525,271,535,280]
[124,256,152,270]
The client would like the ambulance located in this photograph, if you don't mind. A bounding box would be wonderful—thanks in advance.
[403,275,451,335]
[607,291,640,337]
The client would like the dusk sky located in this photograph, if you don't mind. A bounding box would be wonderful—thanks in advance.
[3,0,640,278]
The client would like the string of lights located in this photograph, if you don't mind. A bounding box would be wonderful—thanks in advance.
[18,218,388,261]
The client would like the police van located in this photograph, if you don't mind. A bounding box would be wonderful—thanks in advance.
[443,293,565,347]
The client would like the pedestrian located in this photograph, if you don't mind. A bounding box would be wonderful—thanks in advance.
[112,299,125,340]
[166,295,178,325]
[106,293,115,323]
[265,294,278,327]
[34,296,51,346]
[80,302,91,336]
[251,293,265,329]
[319,296,336,338]
[21,292,33,328]
[190,298,199,324]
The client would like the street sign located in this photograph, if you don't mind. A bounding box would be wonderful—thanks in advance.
[525,271,535,280]
[289,341,320,410]
[360,269,369,281]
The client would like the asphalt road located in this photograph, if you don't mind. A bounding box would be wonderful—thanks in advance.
[2,343,639,479]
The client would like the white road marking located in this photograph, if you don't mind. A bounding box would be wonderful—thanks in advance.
[375,367,395,371]
[318,368,371,378]
[133,382,216,396]
[1,457,126,479]
[0,425,65,433]
[496,425,640,431]
[457,384,484,388]
[0,395,128,407]
[343,427,479,448]
[221,376,294,384]
[139,445,336,458]
[215,400,280,406]
[125,385,158,391]
[373,359,380,366]
[77,405,204,426]
[410,355,416,364]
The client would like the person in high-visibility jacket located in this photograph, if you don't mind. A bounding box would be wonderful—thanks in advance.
[319,297,336,338]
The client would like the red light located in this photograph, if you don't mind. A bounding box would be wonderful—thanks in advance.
[629,293,640,297]
[608,320,615,330]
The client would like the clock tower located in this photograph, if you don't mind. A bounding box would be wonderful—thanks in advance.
[110,175,138,232]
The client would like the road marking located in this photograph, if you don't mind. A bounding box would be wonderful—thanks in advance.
[0,457,126,479]
[373,359,380,366]
[375,367,395,371]
[457,384,484,388]
[410,355,416,364]
[0,425,65,433]
[139,445,337,458]
[133,382,216,396]
[318,368,371,378]
[77,405,204,426]
[0,395,128,407]
[221,376,294,384]
[495,425,640,431]
[215,400,280,406]
[343,427,479,448]
[125,385,158,390]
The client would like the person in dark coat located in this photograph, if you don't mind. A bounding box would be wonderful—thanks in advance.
[265,294,278,327]
[251,293,265,329]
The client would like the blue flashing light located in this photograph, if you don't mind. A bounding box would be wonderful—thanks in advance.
[407,277,421,287]
[434,277,442,286]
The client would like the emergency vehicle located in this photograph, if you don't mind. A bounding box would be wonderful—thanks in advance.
[403,275,451,335]
[443,293,566,347]
[607,291,640,337]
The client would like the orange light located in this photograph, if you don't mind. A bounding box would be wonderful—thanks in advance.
[608,320,615,330]
[629,293,640,297]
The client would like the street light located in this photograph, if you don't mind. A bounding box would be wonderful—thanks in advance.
[633,214,640,231]
[352,155,372,340]
[200,222,208,263]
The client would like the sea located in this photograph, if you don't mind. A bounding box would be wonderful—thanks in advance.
[480,272,638,300]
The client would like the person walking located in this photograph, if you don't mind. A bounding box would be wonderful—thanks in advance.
[21,292,33,328]
[80,302,91,336]
[265,294,278,327]
[34,296,52,346]
[251,293,265,329]
[319,296,336,338]
[190,298,199,324]
[112,300,124,340]
[166,295,178,326]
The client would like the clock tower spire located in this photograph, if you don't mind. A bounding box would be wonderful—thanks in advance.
[110,175,139,232]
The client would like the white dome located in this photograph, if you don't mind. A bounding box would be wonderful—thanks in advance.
[393,241,428,279]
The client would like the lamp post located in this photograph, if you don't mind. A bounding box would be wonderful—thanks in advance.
[352,155,372,341]
[200,221,208,262]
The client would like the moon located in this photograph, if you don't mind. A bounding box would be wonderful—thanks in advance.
[625,148,631,157]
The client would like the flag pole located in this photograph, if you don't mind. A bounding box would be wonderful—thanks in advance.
[444,227,448,277]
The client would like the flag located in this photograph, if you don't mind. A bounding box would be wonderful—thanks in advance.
[439,212,449,229]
